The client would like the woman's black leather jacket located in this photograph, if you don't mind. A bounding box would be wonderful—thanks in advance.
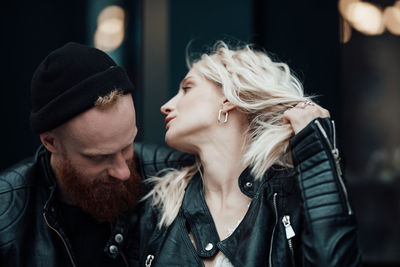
[133,118,362,267]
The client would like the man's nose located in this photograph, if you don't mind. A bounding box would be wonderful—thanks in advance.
[108,154,131,181]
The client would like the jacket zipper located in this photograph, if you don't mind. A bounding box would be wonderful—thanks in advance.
[269,192,278,267]
[43,212,77,267]
[120,251,129,267]
[314,120,353,215]
[282,215,296,267]
[145,254,154,267]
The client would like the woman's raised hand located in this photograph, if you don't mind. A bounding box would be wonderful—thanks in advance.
[283,101,330,135]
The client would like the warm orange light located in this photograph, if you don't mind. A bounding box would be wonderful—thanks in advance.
[346,2,384,35]
[338,0,359,21]
[340,16,352,43]
[98,18,124,34]
[94,28,124,52]
[383,5,400,35]
[97,5,125,26]
[94,5,126,52]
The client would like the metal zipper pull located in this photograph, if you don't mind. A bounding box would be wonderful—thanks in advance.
[332,148,343,177]
[145,254,154,267]
[282,215,296,266]
[282,215,295,239]
[331,120,342,177]
[314,119,352,215]
[315,120,342,176]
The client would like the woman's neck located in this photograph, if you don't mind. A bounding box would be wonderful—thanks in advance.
[197,129,249,206]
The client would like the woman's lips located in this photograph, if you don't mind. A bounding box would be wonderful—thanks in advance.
[165,117,175,129]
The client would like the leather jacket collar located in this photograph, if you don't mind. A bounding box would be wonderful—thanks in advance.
[181,166,276,258]
[182,172,219,258]
[37,146,58,214]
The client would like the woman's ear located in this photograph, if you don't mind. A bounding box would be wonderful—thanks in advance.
[222,99,236,112]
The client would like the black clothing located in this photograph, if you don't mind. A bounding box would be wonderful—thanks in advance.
[0,143,191,267]
[30,42,134,133]
[134,118,362,266]
[57,202,124,267]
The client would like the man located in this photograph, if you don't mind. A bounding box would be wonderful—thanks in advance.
[0,43,190,267]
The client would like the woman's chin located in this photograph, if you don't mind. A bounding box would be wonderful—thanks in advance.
[165,135,192,153]
[165,132,178,148]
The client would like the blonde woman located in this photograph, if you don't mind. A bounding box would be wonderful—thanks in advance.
[135,42,361,267]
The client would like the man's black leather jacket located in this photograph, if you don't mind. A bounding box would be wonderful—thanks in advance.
[0,143,190,267]
[133,118,362,266]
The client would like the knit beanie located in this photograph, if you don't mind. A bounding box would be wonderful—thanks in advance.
[30,42,134,133]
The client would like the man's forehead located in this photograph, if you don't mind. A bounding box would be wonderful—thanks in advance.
[80,126,137,156]
[61,96,136,152]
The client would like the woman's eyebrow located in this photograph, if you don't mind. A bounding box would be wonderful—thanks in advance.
[180,76,194,87]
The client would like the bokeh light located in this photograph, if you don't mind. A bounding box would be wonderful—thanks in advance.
[94,5,126,52]
[345,1,384,35]
[383,5,400,35]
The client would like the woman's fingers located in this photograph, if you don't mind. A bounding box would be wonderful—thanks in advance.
[283,101,330,134]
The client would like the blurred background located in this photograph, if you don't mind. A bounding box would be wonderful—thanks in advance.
[1,0,399,265]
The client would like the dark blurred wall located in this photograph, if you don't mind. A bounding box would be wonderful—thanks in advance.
[1,0,87,170]
[169,0,252,98]
[254,0,340,119]
[340,30,400,264]
[140,0,170,144]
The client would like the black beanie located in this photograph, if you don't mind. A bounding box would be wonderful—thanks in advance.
[30,42,134,133]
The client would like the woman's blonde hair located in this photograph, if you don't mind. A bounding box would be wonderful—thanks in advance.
[143,41,310,228]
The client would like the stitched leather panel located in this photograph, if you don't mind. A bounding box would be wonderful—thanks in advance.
[134,142,195,179]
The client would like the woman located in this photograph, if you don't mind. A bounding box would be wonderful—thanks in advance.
[136,42,361,266]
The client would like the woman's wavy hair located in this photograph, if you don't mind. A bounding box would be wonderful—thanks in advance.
[143,41,311,228]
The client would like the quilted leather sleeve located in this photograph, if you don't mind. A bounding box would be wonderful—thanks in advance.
[0,159,35,248]
[134,142,195,179]
[290,118,362,266]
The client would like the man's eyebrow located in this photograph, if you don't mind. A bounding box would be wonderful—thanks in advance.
[82,127,137,158]
[81,151,111,157]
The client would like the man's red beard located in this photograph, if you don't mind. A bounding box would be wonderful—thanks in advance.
[55,157,141,223]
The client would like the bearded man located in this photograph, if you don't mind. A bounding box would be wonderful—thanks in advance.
[0,42,190,267]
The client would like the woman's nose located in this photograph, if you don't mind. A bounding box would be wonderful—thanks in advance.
[160,104,170,115]
[161,97,175,115]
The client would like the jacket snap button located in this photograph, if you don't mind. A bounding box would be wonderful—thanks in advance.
[109,245,118,254]
[115,233,124,244]
[245,182,253,188]
[205,243,213,251]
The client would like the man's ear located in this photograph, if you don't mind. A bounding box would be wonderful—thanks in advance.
[222,99,236,112]
[40,131,58,153]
